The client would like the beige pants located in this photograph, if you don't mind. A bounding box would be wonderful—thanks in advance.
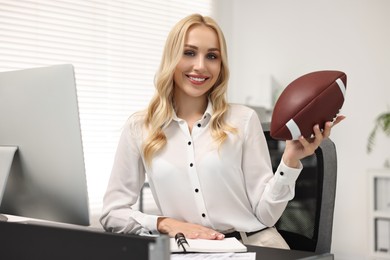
[239,227,290,249]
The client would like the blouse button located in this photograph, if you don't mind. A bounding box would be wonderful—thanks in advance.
[280,171,284,176]
[190,163,193,167]
[188,141,191,145]
[202,213,206,218]
[197,123,201,128]
[195,188,199,193]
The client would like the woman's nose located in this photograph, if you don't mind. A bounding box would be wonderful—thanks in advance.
[193,56,206,72]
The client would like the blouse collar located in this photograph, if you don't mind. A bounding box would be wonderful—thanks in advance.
[172,99,213,126]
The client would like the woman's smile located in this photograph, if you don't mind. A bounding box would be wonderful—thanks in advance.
[186,74,209,85]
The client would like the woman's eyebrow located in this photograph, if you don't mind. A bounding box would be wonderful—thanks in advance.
[184,44,220,52]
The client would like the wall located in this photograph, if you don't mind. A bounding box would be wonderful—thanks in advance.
[213,0,390,259]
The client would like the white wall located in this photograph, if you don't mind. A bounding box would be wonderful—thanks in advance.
[213,0,390,259]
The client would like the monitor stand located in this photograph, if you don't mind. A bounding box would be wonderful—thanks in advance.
[0,146,18,222]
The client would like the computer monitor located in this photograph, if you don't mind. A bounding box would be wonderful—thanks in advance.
[0,64,90,226]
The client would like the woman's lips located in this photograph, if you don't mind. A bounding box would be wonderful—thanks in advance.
[187,75,209,85]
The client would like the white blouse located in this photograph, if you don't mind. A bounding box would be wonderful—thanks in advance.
[100,103,302,236]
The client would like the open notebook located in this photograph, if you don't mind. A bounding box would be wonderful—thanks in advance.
[170,233,247,253]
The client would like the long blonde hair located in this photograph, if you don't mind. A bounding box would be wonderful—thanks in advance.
[143,14,235,164]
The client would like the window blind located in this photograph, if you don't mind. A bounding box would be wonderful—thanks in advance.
[0,0,212,217]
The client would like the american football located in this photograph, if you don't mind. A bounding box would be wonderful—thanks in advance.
[270,70,347,140]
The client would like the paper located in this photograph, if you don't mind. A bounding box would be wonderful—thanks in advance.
[171,252,256,260]
[171,237,247,253]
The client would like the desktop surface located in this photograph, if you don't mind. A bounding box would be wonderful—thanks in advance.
[0,220,331,260]
[247,245,319,260]
[0,220,161,260]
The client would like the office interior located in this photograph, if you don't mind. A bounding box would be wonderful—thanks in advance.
[1,1,390,259]
[213,1,390,259]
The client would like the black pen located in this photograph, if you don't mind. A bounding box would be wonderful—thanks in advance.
[175,232,189,252]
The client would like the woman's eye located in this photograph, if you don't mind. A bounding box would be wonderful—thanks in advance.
[207,53,218,60]
[184,50,195,57]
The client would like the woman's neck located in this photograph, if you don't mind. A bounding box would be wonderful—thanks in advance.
[173,95,207,132]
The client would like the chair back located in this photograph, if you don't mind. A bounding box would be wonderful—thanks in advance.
[262,122,337,254]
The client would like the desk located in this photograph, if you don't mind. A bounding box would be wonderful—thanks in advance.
[0,220,332,260]
[0,220,169,260]
[247,245,333,259]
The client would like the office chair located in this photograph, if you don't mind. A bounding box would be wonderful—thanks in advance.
[262,122,337,254]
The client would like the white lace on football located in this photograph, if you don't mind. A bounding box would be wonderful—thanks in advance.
[286,119,302,140]
[335,78,346,98]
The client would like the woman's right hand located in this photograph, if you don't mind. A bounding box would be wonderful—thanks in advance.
[157,217,225,240]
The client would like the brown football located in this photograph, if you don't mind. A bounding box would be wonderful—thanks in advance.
[270,70,347,140]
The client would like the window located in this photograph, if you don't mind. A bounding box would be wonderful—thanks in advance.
[0,0,213,216]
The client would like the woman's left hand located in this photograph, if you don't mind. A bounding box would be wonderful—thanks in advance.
[282,115,345,168]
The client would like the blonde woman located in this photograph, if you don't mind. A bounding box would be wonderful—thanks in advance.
[100,14,343,248]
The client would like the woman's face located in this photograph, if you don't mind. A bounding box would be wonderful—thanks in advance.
[173,24,221,101]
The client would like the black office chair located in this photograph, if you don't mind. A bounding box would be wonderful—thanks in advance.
[262,122,337,254]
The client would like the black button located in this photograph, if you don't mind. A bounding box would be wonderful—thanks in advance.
[280,171,284,176]
[195,188,199,193]
[197,123,201,127]
[190,163,193,167]
[202,213,206,218]
[188,141,191,145]
[203,116,207,119]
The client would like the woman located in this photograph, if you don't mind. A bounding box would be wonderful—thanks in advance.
[100,13,343,248]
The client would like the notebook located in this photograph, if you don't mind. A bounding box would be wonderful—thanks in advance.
[170,233,247,253]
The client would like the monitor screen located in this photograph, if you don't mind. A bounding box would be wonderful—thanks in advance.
[0,64,89,226]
